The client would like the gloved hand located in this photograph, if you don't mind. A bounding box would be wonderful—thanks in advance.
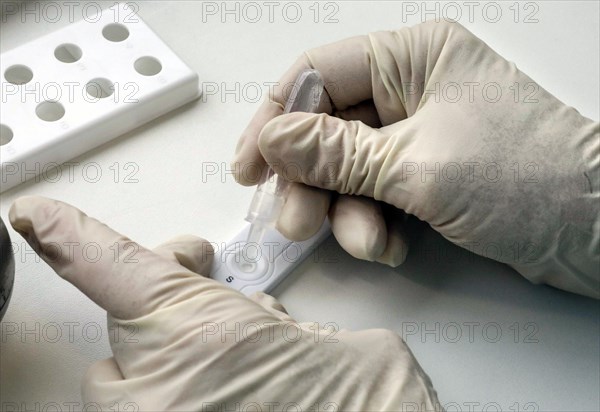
[233,21,600,298]
[9,196,441,411]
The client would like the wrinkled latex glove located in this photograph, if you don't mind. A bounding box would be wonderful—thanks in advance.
[9,196,441,411]
[233,21,600,298]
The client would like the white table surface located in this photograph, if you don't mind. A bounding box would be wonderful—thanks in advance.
[1,1,599,411]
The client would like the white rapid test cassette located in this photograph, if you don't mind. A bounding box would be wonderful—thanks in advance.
[0,3,201,192]
[210,221,332,295]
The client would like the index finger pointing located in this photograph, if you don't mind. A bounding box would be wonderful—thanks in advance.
[8,196,217,319]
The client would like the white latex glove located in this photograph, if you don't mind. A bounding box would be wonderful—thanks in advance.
[9,196,441,411]
[233,21,600,299]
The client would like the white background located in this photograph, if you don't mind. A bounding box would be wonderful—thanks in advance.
[1,1,599,411]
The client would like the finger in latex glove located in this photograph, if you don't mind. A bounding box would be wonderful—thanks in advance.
[232,47,407,265]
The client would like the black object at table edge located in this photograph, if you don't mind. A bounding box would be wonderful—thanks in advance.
[0,217,15,320]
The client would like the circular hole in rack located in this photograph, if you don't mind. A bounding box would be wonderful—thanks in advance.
[0,124,14,146]
[102,23,129,42]
[36,101,65,122]
[4,65,33,85]
[86,78,114,99]
[54,43,83,63]
[134,56,162,76]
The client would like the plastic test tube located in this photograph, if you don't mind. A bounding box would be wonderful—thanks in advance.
[244,69,325,251]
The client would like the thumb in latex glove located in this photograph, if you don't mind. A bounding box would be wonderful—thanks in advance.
[233,21,600,298]
[9,196,441,411]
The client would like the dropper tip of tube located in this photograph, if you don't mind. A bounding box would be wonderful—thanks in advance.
[246,223,266,247]
[242,224,266,272]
